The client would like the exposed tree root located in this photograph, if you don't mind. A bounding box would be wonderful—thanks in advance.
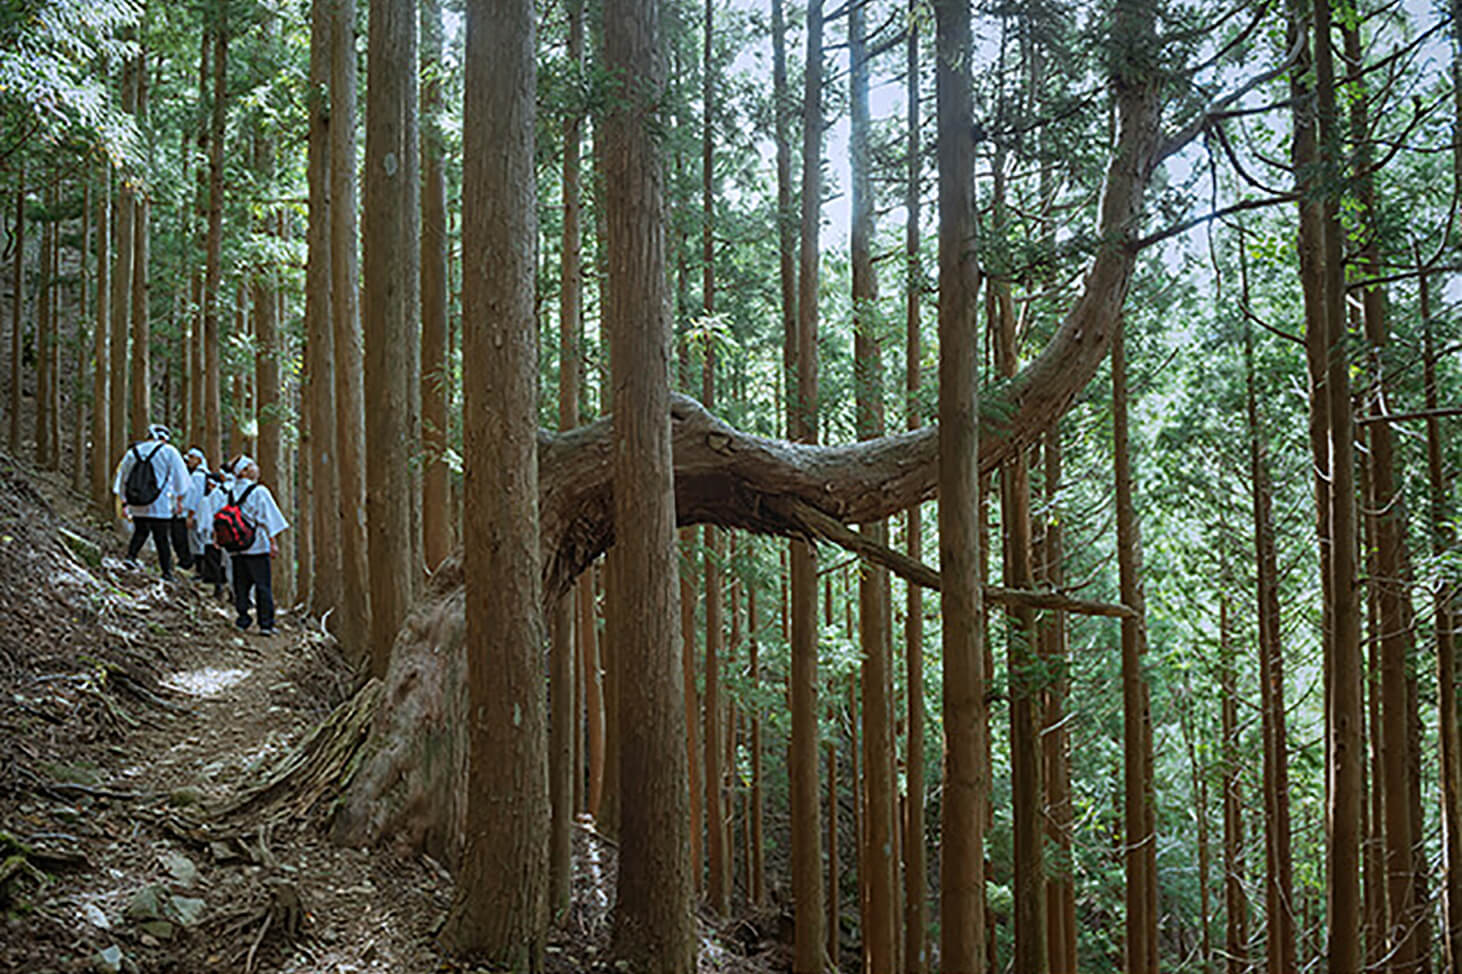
[213,678,383,822]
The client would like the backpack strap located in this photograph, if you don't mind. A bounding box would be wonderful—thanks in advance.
[144,443,165,462]
[231,482,260,507]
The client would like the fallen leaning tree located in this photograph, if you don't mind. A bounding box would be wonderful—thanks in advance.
[224,53,1175,867]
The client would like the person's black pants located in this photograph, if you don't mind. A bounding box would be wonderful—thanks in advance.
[126,516,174,578]
[169,517,194,570]
[232,553,275,630]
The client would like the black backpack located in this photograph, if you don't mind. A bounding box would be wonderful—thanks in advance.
[123,444,166,506]
[213,483,260,553]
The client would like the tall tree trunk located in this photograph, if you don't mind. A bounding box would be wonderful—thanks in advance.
[1114,320,1157,973]
[791,0,825,966]
[1221,596,1248,974]
[581,564,605,818]
[680,531,702,887]
[363,0,421,674]
[35,187,52,468]
[73,182,91,493]
[230,291,249,457]
[992,154,1047,974]
[90,173,111,513]
[902,9,926,969]
[547,0,584,917]
[748,581,766,906]
[826,734,840,968]
[111,59,135,459]
[436,0,547,963]
[1041,425,1076,972]
[1345,24,1425,969]
[333,0,372,661]
[936,0,986,967]
[306,0,340,617]
[129,47,151,439]
[771,0,795,440]
[1314,0,1364,963]
[568,17,601,823]
[187,31,208,451]
[420,0,451,574]
[8,174,23,455]
[1361,469,1388,969]
[1179,668,1213,974]
[603,0,695,963]
[701,0,729,914]
[253,118,282,571]
[1242,271,1295,974]
[851,0,896,964]
[1421,265,1462,969]
[202,28,226,463]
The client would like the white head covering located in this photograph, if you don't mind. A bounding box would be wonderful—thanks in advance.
[148,423,171,441]
[233,455,258,479]
[186,447,205,464]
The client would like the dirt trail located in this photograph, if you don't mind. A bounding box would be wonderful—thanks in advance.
[1,456,451,973]
[1,454,787,973]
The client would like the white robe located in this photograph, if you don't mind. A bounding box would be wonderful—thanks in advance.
[112,441,191,520]
[225,479,289,557]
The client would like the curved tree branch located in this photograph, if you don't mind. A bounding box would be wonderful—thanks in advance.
[530,53,1165,604]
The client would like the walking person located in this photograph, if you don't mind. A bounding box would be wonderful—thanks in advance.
[113,424,192,582]
[195,470,228,598]
[172,447,207,571]
[217,455,289,635]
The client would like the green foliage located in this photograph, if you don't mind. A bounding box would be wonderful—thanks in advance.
[0,0,140,169]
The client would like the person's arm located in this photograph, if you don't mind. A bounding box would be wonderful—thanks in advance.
[171,452,189,516]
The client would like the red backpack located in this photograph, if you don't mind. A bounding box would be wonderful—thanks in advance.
[213,483,260,553]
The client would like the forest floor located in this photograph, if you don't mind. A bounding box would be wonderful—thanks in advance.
[0,449,786,973]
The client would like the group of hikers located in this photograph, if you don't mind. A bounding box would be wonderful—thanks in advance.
[112,424,289,636]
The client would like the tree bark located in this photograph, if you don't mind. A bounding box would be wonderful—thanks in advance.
[747,582,766,906]
[8,173,23,455]
[791,0,825,967]
[602,0,695,964]
[1345,22,1425,968]
[436,0,547,963]
[771,0,794,438]
[35,185,52,468]
[701,0,728,914]
[992,152,1047,974]
[186,30,208,450]
[202,27,226,463]
[902,8,927,970]
[73,182,90,493]
[679,531,702,885]
[332,0,372,662]
[363,0,420,675]
[935,0,986,968]
[851,0,896,964]
[547,0,583,916]
[129,48,150,440]
[1040,425,1076,973]
[1114,319,1157,974]
[420,0,451,574]
[1242,271,1295,974]
[1421,264,1462,970]
[1314,0,1365,965]
[90,173,111,514]
[1221,596,1248,974]
[253,115,283,579]
[306,0,340,617]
